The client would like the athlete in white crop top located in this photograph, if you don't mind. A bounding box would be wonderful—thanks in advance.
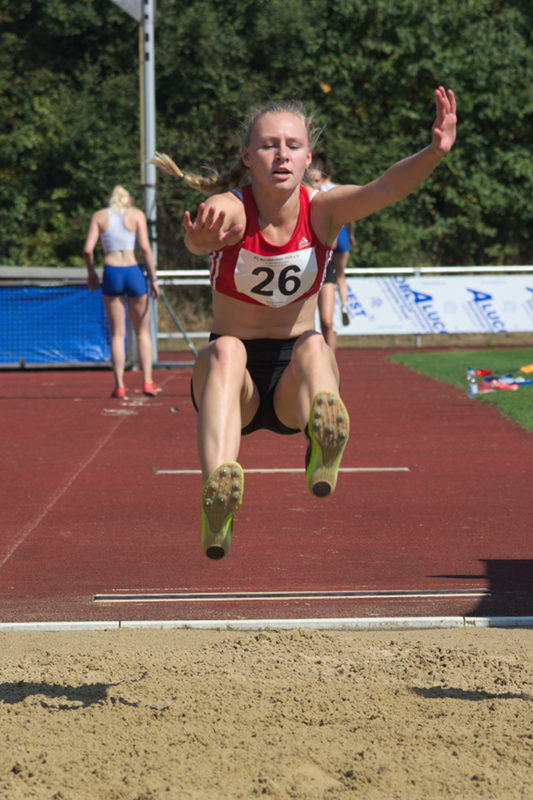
[83,185,160,399]
[100,209,138,253]
[152,88,457,559]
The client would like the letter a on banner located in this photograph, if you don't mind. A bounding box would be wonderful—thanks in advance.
[467,288,493,303]
[411,290,433,305]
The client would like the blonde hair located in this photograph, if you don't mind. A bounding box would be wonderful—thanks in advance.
[109,185,133,212]
[150,100,322,196]
[148,153,246,197]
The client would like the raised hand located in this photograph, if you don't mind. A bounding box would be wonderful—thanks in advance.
[431,86,457,156]
[183,202,243,254]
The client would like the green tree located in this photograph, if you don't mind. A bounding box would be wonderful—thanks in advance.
[0,0,531,268]
[0,0,140,265]
[155,0,533,268]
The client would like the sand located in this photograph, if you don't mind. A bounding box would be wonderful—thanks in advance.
[0,626,531,800]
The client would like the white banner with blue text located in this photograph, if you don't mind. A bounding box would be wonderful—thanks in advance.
[334,275,533,334]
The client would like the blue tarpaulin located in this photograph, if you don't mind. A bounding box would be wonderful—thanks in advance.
[0,285,115,364]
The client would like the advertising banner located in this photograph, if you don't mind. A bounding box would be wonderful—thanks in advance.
[336,276,533,335]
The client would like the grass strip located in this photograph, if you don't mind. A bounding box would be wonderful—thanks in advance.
[390,348,533,433]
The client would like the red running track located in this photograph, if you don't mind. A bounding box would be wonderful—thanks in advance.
[0,349,531,623]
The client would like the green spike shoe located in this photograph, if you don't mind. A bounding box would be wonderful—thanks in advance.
[305,392,350,497]
[200,461,244,559]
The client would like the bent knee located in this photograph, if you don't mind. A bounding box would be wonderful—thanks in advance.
[293,330,329,358]
[291,331,338,376]
[198,336,248,377]
[193,336,249,403]
[210,335,246,363]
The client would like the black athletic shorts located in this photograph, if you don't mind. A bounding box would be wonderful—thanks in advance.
[190,334,301,436]
[323,260,336,284]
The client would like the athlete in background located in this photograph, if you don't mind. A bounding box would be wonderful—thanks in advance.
[83,186,160,398]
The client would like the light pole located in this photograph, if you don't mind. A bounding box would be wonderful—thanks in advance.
[110,0,158,363]
[110,0,157,256]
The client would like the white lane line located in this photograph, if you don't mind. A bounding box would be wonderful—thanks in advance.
[154,467,410,475]
[94,588,488,604]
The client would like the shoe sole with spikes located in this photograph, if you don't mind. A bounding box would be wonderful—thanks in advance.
[306,392,349,498]
[200,461,244,559]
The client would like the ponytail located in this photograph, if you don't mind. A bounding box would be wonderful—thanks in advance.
[149,152,248,196]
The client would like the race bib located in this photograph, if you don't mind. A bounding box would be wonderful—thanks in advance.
[234,247,318,307]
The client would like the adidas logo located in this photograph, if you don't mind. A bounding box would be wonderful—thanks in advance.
[298,237,311,249]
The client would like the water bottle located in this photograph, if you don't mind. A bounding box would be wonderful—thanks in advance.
[466,366,478,397]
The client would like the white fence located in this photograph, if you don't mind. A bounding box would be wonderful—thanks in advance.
[2,266,531,360]
[157,266,533,339]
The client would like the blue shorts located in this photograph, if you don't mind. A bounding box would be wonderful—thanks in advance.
[102,264,147,297]
[335,226,350,253]
[191,335,301,436]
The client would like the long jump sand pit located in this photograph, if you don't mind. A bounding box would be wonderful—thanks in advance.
[0,626,531,799]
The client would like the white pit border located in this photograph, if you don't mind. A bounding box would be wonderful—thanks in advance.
[0,616,532,633]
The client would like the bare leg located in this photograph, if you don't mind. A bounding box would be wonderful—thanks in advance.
[103,295,127,390]
[317,282,336,351]
[128,294,153,384]
[192,336,258,480]
[273,331,348,496]
[192,336,258,559]
[333,250,349,312]
[273,331,340,431]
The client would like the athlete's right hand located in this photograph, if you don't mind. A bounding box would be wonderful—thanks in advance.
[183,202,243,255]
[87,269,100,291]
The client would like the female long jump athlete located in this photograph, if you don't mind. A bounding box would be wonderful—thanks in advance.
[152,86,456,559]
[83,185,160,398]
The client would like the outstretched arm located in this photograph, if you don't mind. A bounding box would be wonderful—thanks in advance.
[184,194,244,256]
[314,87,457,238]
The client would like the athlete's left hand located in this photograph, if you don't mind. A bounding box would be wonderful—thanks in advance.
[431,86,457,156]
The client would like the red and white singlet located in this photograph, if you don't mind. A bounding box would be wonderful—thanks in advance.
[208,185,332,308]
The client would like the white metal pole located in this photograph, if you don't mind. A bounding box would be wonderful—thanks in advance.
[110,0,158,365]
[142,0,158,363]
[142,0,157,263]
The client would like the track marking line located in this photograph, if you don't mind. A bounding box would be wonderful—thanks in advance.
[93,588,488,603]
[1,372,179,573]
[154,467,410,475]
[101,408,138,416]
